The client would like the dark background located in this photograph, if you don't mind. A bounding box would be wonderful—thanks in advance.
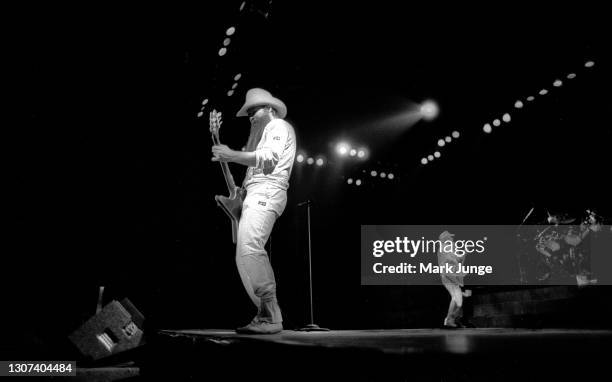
[8,1,609,358]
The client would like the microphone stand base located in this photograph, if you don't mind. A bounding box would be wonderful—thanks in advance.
[295,324,330,332]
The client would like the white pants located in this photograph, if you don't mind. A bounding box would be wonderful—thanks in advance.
[442,277,463,325]
[236,183,287,323]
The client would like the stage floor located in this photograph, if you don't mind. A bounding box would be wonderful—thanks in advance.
[158,328,611,355]
[145,328,612,381]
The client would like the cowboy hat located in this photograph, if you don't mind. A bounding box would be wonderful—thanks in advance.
[439,231,455,240]
[236,88,287,119]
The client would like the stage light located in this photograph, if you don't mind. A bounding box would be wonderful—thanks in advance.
[585,61,595,68]
[380,172,387,178]
[197,111,204,118]
[492,119,501,127]
[526,96,535,101]
[438,139,445,147]
[316,158,324,166]
[371,170,377,177]
[223,38,231,46]
[567,73,576,79]
[218,47,227,56]
[307,157,314,165]
[553,79,563,87]
[356,179,362,186]
[226,27,236,36]
[434,151,441,158]
[202,98,209,105]
[234,73,242,81]
[336,142,350,156]
[347,178,353,184]
[357,148,368,159]
[452,131,460,138]
[232,82,238,89]
[421,158,428,165]
[227,90,234,96]
[428,155,434,161]
[296,154,304,163]
[240,1,246,11]
[420,100,439,121]
[388,173,394,180]
[483,123,492,133]
[539,89,548,95]
[349,149,357,157]
[445,136,452,143]
[502,113,511,123]
[515,100,524,108]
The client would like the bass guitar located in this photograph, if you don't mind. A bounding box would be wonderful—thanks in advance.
[209,109,245,243]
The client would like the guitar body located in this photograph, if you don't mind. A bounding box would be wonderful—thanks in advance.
[215,188,244,244]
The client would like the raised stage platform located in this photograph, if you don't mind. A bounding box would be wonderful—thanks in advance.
[144,328,612,381]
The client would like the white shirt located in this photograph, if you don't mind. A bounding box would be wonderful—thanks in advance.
[243,118,296,191]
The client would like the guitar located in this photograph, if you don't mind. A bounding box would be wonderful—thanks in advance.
[209,110,245,243]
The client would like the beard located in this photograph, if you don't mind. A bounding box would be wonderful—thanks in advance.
[245,119,266,152]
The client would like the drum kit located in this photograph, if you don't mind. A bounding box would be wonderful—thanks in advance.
[517,208,609,285]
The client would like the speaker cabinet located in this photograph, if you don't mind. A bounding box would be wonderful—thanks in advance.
[69,298,144,360]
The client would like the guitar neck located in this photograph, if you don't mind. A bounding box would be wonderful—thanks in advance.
[211,133,238,192]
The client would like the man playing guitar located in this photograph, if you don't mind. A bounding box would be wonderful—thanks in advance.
[211,88,296,334]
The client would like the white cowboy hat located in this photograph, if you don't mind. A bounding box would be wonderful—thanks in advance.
[439,231,455,240]
[236,88,287,119]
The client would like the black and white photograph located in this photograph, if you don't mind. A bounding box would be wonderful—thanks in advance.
[7,1,611,381]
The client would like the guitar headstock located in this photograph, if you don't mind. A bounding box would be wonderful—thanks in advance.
[209,109,223,136]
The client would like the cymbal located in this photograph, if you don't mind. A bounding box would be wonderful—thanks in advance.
[544,215,576,224]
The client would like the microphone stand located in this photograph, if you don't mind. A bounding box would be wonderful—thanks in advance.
[515,206,535,284]
[296,200,329,332]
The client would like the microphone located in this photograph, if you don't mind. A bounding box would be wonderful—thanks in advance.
[522,206,535,224]
[297,200,312,207]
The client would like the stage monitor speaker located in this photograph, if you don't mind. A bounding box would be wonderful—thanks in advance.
[69,298,145,360]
